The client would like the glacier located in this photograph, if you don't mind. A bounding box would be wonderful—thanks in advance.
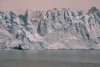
[0,7,100,50]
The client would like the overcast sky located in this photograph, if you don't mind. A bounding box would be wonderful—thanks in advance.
[0,0,100,13]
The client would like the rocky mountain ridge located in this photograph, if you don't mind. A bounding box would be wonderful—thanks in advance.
[0,7,100,50]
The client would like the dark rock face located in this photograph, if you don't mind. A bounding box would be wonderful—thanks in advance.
[13,44,23,50]
[0,7,100,50]
[19,10,29,26]
[37,20,47,36]
[88,7,99,14]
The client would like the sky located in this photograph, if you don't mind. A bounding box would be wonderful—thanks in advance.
[0,0,100,13]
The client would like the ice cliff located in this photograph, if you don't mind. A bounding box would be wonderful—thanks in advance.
[0,7,100,50]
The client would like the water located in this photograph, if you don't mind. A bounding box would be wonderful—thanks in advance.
[0,50,100,67]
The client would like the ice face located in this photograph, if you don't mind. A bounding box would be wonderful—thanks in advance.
[0,7,100,50]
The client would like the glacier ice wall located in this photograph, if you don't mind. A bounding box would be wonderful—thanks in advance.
[0,7,100,50]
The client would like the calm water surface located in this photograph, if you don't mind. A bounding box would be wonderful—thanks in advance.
[0,50,100,67]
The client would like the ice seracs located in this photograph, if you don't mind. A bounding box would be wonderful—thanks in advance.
[0,7,100,50]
